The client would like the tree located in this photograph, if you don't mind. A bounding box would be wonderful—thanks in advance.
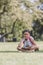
[0,0,43,41]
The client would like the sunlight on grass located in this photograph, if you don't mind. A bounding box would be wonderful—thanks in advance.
[0,41,43,65]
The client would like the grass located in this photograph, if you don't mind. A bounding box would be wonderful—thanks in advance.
[0,41,43,65]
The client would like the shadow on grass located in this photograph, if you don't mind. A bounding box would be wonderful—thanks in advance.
[0,51,19,53]
[0,50,43,53]
[35,50,43,53]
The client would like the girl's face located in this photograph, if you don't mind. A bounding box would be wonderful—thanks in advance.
[23,32,30,39]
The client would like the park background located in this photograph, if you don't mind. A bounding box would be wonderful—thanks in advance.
[0,0,43,42]
[0,0,43,65]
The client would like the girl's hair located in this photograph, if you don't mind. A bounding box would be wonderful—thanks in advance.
[22,30,30,34]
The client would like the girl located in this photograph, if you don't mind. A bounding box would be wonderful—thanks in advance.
[17,30,39,52]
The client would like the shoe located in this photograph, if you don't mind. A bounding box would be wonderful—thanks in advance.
[35,48,39,52]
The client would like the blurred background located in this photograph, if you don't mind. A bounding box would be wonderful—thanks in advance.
[0,0,43,42]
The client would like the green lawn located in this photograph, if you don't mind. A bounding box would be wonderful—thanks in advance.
[0,41,43,65]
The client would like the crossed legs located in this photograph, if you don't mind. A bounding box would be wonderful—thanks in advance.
[17,45,39,52]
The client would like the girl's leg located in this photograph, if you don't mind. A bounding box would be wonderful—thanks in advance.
[17,47,26,52]
[17,45,39,52]
[17,46,31,51]
[30,45,39,51]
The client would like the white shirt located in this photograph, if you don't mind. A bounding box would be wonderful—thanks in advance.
[21,36,34,48]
